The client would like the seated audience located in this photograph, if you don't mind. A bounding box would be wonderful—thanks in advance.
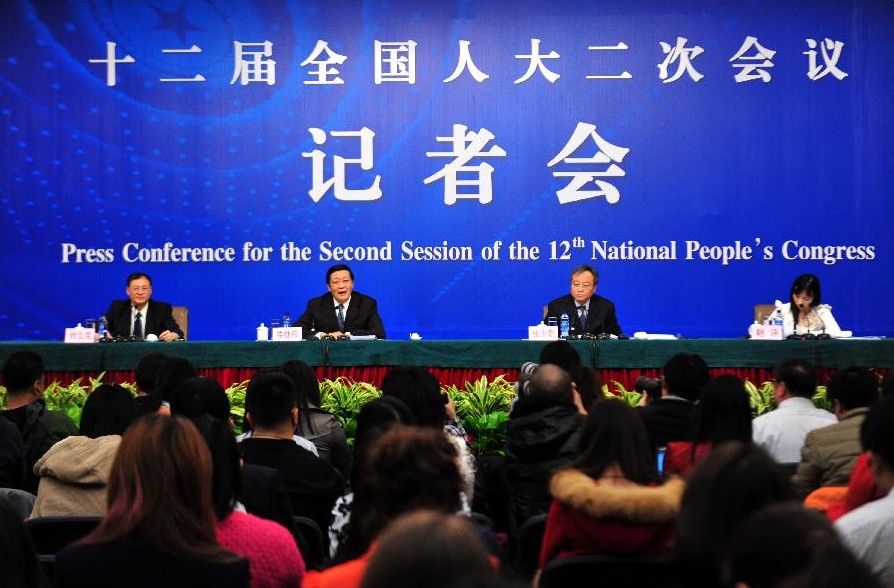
[504,365,583,551]
[665,374,752,477]
[539,400,684,566]
[330,397,412,561]
[1,351,78,492]
[0,415,25,490]
[538,340,582,371]
[792,366,879,499]
[239,372,342,534]
[31,384,136,517]
[835,395,894,586]
[195,416,305,588]
[752,359,836,465]
[0,494,49,588]
[638,352,709,450]
[304,426,464,588]
[359,510,497,588]
[281,360,351,479]
[132,351,169,416]
[730,503,880,588]
[380,366,475,501]
[673,441,795,587]
[635,375,662,406]
[170,376,297,534]
[54,415,249,588]
[568,364,603,413]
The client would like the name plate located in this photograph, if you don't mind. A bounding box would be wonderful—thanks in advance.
[749,323,783,340]
[271,326,303,341]
[528,324,559,341]
[64,326,96,344]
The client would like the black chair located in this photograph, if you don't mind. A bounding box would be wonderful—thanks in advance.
[539,554,675,588]
[513,513,547,577]
[0,487,36,518]
[25,516,102,579]
[293,515,327,571]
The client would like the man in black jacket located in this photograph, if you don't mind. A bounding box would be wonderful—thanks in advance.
[296,264,386,339]
[104,272,183,340]
[638,352,709,450]
[505,364,583,554]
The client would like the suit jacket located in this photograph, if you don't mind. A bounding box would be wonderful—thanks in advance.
[637,398,696,450]
[545,294,621,336]
[104,299,184,339]
[296,292,386,339]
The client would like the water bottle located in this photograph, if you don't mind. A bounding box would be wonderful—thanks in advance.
[282,312,291,328]
[559,312,570,339]
[772,309,783,328]
[98,315,108,339]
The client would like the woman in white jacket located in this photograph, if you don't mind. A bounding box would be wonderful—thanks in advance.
[780,274,842,337]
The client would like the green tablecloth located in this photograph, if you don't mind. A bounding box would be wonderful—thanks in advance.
[0,339,891,371]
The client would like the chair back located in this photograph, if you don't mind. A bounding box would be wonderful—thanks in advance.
[539,554,675,588]
[293,515,326,570]
[25,516,102,579]
[754,304,776,323]
[513,513,547,577]
[172,306,189,340]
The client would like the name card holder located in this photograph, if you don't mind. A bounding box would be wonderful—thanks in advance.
[749,323,783,340]
[528,323,559,341]
[271,326,303,341]
[64,325,96,344]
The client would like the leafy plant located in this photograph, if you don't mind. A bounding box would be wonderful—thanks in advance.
[745,380,776,417]
[445,375,516,457]
[42,373,109,427]
[603,380,643,407]
[811,385,832,412]
[319,377,381,444]
[225,379,249,433]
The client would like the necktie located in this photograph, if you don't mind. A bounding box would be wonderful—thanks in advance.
[577,306,588,331]
[336,304,345,331]
[133,311,144,340]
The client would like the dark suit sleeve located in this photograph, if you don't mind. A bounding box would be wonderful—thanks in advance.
[602,300,621,335]
[296,298,324,339]
[347,294,385,339]
[104,300,128,338]
[151,301,184,339]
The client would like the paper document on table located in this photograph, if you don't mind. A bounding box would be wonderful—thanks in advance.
[632,332,677,340]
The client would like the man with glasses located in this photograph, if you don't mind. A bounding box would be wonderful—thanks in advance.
[104,272,183,341]
[545,264,621,337]
[296,264,386,339]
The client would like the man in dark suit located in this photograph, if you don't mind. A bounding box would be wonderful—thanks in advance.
[296,264,386,339]
[545,264,621,336]
[638,352,709,450]
[104,272,184,341]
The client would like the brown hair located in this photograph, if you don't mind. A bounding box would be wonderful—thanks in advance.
[81,414,239,564]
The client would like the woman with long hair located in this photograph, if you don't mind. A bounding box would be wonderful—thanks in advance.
[664,375,753,477]
[53,414,249,588]
[539,400,684,566]
[280,360,351,479]
[780,273,843,337]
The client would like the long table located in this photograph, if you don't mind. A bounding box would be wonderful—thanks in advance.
[1,339,891,388]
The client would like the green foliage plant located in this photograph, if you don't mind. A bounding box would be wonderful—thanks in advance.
[602,380,643,407]
[319,377,381,444]
[444,375,516,458]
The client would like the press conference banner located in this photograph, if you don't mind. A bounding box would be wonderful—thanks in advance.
[2,0,892,340]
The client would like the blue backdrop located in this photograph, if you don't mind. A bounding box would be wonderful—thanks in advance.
[2,0,892,340]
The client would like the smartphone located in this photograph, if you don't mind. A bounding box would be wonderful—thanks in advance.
[656,446,667,477]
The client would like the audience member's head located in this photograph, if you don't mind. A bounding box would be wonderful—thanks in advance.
[280,360,322,407]
[82,414,238,564]
[774,359,817,399]
[343,426,462,560]
[350,397,413,491]
[2,350,44,398]
[538,340,581,371]
[860,395,894,490]
[79,384,137,438]
[193,415,241,521]
[693,375,753,446]
[662,352,709,402]
[634,375,662,405]
[380,366,445,429]
[0,495,50,588]
[153,357,199,403]
[359,510,495,588]
[826,366,879,413]
[135,352,169,395]
[572,399,659,485]
[728,503,880,588]
[568,365,603,412]
[527,364,574,405]
[170,377,230,422]
[673,441,794,586]
[882,371,894,398]
[244,372,298,432]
